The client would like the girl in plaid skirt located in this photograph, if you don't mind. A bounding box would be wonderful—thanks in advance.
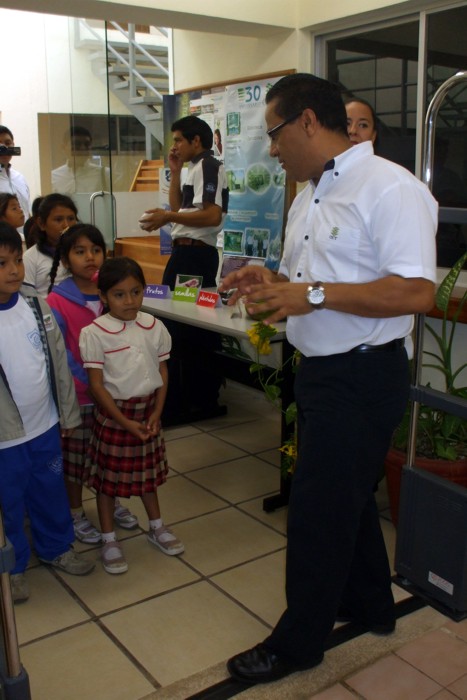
[79,257,184,574]
[47,225,138,545]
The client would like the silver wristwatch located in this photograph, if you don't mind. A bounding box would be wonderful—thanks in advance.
[306,282,326,309]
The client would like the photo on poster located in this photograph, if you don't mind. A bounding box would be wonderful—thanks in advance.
[224,230,244,255]
[246,163,271,195]
[219,255,265,281]
[244,228,270,259]
[227,112,241,136]
[226,169,245,194]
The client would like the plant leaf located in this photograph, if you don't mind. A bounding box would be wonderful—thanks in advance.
[435,250,467,313]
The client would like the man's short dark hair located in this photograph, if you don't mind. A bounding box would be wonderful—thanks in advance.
[171,116,213,149]
[0,126,14,141]
[266,73,348,136]
[0,222,22,253]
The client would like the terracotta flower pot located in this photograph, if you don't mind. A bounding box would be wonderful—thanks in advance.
[384,447,467,526]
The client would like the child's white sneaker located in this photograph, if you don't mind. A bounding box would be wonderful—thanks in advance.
[113,504,139,530]
[73,513,101,544]
[147,524,184,556]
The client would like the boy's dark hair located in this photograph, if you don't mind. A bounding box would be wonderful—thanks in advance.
[171,116,213,149]
[36,193,78,257]
[0,222,22,252]
[98,256,146,294]
[0,125,14,141]
[48,223,107,293]
[265,73,348,136]
[0,193,19,219]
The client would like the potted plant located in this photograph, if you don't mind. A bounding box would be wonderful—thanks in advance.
[385,250,467,525]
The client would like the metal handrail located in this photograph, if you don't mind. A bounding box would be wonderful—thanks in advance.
[407,71,467,468]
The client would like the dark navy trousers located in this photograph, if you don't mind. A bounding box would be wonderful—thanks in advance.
[264,346,409,664]
[0,424,74,573]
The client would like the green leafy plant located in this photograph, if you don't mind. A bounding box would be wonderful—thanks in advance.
[247,321,299,475]
[392,250,467,460]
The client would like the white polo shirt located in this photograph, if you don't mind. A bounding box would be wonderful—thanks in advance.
[279,142,438,357]
[171,151,229,247]
[79,311,171,400]
[0,165,31,218]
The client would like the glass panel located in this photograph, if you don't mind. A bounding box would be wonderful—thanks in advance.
[327,20,419,171]
[427,5,467,268]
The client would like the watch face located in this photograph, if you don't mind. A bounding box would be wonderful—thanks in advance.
[308,287,325,306]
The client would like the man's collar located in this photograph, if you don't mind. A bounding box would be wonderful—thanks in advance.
[191,149,213,164]
[0,163,11,171]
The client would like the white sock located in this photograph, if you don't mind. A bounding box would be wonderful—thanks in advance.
[149,518,163,530]
[101,531,117,544]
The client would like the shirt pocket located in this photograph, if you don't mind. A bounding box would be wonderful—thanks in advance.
[104,345,145,383]
[312,225,361,282]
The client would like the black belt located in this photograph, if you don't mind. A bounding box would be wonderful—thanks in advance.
[173,237,209,247]
[350,338,405,354]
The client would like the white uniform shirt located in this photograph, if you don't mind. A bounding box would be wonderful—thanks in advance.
[23,245,69,298]
[0,295,58,448]
[171,151,229,247]
[279,142,438,357]
[0,165,31,217]
[79,311,171,400]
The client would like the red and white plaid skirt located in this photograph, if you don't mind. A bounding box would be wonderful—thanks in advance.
[84,394,169,497]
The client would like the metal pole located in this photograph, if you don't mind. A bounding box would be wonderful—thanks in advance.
[0,507,31,700]
[407,71,467,467]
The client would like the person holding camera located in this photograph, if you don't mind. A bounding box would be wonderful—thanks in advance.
[0,126,31,225]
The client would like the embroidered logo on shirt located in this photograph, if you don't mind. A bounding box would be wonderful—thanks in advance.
[27,329,42,350]
[329,226,340,240]
[206,182,216,193]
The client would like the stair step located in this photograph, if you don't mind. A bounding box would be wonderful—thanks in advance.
[130,96,166,105]
[114,236,168,284]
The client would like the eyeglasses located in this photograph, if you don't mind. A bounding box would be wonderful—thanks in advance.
[266,112,303,139]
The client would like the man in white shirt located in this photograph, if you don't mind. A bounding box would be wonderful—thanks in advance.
[220,73,438,685]
[0,125,31,222]
[51,126,109,195]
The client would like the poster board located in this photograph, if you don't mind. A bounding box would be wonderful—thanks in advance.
[162,71,295,272]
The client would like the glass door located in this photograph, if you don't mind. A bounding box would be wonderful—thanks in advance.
[39,16,168,253]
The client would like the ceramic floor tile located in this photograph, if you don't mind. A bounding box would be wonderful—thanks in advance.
[105,476,227,528]
[14,566,90,644]
[346,654,442,700]
[448,672,467,699]
[430,692,464,699]
[237,496,288,535]
[311,686,358,699]
[256,447,281,467]
[20,622,154,700]
[173,508,286,576]
[212,550,286,626]
[164,424,202,441]
[212,417,281,454]
[166,433,247,473]
[59,533,199,615]
[103,580,269,686]
[396,629,467,686]
[187,456,280,503]
[445,618,467,643]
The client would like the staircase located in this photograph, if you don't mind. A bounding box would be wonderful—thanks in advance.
[74,19,172,151]
[130,159,165,191]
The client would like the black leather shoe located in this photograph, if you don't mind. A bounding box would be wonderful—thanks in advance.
[227,643,322,684]
[336,606,395,635]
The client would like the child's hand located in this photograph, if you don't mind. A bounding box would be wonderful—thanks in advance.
[125,419,153,442]
[61,428,76,438]
[146,413,161,436]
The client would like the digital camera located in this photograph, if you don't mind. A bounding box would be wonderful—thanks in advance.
[0,145,21,156]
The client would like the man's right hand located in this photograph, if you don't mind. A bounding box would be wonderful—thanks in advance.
[168,147,183,173]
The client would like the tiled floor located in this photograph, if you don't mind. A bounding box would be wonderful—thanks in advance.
[5,381,467,700]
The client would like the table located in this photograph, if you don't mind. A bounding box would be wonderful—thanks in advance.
[142,295,291,511]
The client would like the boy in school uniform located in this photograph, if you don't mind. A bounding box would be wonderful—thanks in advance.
[0,223,95,603]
